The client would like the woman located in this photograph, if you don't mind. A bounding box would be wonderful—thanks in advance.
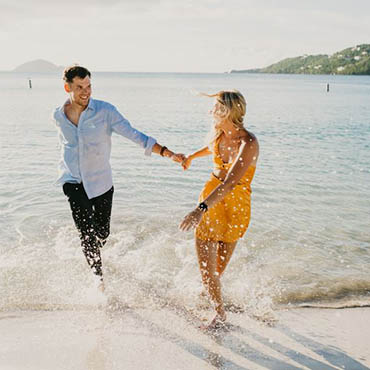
[179,90,259,330]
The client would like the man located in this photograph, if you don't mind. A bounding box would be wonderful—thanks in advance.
[52,65,184,289]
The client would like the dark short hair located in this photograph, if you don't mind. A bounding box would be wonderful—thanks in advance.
[63,65,91,83]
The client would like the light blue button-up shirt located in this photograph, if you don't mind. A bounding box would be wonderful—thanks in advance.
[52,98,157,199]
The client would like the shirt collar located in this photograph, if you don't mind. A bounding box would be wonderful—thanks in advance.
[87,98,95,111]
[61,97,95,112]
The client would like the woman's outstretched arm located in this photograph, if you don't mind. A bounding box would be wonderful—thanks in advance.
[182,146,212,170]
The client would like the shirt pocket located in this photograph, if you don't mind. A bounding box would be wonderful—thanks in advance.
[81,120,109,144]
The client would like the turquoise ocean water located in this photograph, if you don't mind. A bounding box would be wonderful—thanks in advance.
[0,72,369,315]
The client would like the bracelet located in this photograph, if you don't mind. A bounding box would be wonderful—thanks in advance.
[160,146,168,157]
[197,202,208,212]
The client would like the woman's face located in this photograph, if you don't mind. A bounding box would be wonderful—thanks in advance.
[211,101,227,126]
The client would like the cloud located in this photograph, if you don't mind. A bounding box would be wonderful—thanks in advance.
[0,0,160,26]
[1,0,369,71]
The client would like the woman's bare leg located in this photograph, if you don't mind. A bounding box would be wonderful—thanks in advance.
[216,241,238,277]
[195,238,226,328]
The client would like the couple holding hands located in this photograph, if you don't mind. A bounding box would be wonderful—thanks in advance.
[53,65,259,330]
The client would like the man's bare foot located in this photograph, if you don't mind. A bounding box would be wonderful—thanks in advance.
[98,280,105,293]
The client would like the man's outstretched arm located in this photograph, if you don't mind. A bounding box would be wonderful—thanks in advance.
[152,143,185,163]
[109,105,184,163]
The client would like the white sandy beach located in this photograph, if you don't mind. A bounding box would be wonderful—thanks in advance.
[0,304,369,370]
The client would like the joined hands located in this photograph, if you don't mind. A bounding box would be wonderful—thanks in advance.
[171,153,186,163]
[170,153,193,171]
[181,156,192,170]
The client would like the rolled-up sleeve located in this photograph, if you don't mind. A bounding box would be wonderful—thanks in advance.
[109,106,156,156]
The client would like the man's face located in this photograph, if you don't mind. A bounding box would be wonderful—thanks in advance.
[65,76,92,107]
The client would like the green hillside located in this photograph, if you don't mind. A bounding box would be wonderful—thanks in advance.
[231,44,370,75]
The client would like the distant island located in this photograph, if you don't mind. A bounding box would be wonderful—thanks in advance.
[230,44,370,75]
[13,59,64,73]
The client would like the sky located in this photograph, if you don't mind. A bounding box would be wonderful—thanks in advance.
[1,0,369,72]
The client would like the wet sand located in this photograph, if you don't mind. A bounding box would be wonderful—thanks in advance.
[0,305,369,370]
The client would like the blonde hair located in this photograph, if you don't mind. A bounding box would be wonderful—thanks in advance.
[203,90,247,147]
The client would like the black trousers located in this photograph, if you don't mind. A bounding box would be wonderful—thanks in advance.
[63,183,114,279]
